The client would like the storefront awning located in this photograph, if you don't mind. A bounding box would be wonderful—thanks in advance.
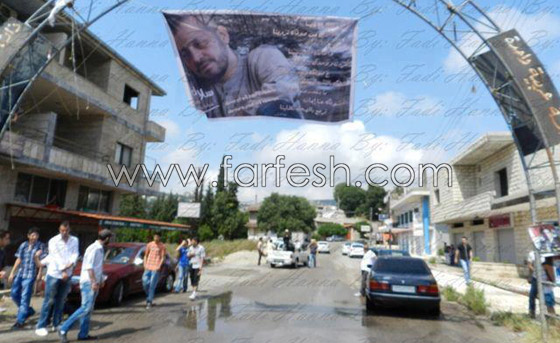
[6,203,190,232]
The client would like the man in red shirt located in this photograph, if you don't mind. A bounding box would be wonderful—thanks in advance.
[143,232,166,310]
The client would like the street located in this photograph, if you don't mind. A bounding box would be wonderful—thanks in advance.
[0,244,520,343]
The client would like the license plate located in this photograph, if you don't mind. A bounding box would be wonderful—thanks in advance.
[392,285,416,293]
[275,260,284,264]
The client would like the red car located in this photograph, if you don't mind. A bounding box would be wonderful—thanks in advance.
[67,243,176,307]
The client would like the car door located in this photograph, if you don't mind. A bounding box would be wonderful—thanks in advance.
[129,246,146,292]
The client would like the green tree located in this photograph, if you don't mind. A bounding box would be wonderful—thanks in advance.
[119,194,147,218]
[333,184,366,217]
[257,193,316,234]
[149,193,179,222]
[210,182,248,240]
[317,223,347,238]
[356,185,387,219]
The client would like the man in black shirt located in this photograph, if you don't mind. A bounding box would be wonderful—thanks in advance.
[455,236,473,284]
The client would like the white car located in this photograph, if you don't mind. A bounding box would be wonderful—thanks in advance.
[267,242,309,268]
[348,242,365,258]
[341,242,351,255]
[317,241,330,254]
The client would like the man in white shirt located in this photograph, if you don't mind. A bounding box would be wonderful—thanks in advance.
[187,237,205,300]
[58,229,112,343]
[360,243,377,297]
[36,221,79,337]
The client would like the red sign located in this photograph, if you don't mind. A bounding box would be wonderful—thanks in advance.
[489,214,511,228]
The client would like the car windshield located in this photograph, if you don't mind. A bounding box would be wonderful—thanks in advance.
[344,243,351,246]
[351,244,363,248]
[105,247,136,264]
[318,242,328,245]
[379,250,406,256]
[374,258,430,275]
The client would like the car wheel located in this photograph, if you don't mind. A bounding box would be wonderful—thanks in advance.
[365,298,375,313]
[110,281,124,307]
[164,274,174,293]
[291,261,297,268]
[270,263,275,268]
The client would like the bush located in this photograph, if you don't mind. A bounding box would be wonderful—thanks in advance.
[311,233,321,241]
[437,248,444,256]
[472,256,481,262]
[442,286,460,302]
[460,285,488,315]
[429,257,437,264]
[317,223,346,238]
[490,312,531,333]
[198,224,215,242]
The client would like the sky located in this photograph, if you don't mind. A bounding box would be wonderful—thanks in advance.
[77,0,560,203]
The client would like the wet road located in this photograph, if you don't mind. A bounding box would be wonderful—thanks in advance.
[1,244,520,343]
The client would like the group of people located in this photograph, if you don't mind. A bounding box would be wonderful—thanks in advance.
[0,222,207,342]
[255,230,320,268]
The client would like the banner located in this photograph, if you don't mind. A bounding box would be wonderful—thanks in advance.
[163,11,357,122]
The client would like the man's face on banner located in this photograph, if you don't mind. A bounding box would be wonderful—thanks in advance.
[176,24,229,83]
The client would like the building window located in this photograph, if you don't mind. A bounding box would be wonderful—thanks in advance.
[14,173,67,207]
[452,222,464,228]
[472,219,484,226]
[123,84,140,109]
[78,186,112,212]
[115,143,133,167]
[495,168,509,197]
[434,189,440,205]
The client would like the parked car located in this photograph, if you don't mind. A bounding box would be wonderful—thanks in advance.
[67,243,176,307]
[371,248,411,257]
[365,256,440,316]
[327,235,344,242]
[348,242,365,258]
[267,242,309,268]
[341,242,352,255]
[317,241,330,254]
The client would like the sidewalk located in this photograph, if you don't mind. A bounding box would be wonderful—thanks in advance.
[430,262,560,314]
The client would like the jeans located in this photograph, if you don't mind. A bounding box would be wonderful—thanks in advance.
[11,275,36,324]
[37,275,71,329]
[529,276,538,315]
[142,270,159,303]
[308,254,316,268]
[460,259,471,284]
[360,271,369,296]
[60,282,97,339]
[174,265,189,293]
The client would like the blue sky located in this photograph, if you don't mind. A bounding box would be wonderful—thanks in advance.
[82,0,560,202]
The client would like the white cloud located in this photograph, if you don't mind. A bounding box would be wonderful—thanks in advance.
[443,7,560,74]
[155,119,180,139]
[233,120,449,203]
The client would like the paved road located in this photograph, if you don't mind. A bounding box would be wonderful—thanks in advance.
[0,244,521,343]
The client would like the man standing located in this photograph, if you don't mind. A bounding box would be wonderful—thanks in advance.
[308,239,318,268]
[283,230,292,251]
[188,237,205,300]
[455,236,473,285]
[174,239,190,293]
[36,221,79,337]
[58,230,112,343]
[9,228,46,330]
[257,238,265,266]
[143,232,166,310]
[527,251,538,319]
[0,230,11,312]
[360,243,377,296]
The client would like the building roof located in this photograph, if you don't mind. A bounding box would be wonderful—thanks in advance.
[4,0,166,96]
[451,132,513,166]
[7,203,190,231]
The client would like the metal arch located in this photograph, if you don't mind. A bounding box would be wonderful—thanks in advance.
[0,0,131,140]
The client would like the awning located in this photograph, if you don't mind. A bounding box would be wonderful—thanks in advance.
[6,203,190,232]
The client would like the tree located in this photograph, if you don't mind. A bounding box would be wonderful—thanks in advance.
[257,193,317,234]
[333,184,366,217]
[317,223,347,238]
[119,194,147,218]
[149,193,179,222]
[356,185,387,219]
[210,182,247,240]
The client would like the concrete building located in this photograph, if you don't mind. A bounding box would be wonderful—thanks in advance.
[431,132,559,266]
[0,1,186,258]
[388,186,449,256]
[245,203,265,240]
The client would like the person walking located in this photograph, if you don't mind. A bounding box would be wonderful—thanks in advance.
[58,230,113,343]
[308,239,318,268]
[257,238,265,266]
[143,232,166,310]
[9,228,47,330]
[527,251,538,319]
[360,243,377,296]
[36,221,79,337]
[188,237,205,300]
[455,236,473,285]
[0,230,11,313]
[174,239,190,293]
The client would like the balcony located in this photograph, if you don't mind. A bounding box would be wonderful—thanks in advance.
[0,132,160,194]
[146,120,166,143]
[432,191,494,224]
